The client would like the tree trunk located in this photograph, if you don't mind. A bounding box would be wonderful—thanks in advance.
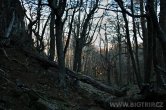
[49,10,55,61]
[73,39,83,72]
[127,53,131,84]
[154,0,166,87]
[0,0,31,47]
[55,17,66,88]
[64,9,75,56]
[115,0,143,89]
[131,0,141,78]
[159,0,166,69]
[122,10,142,89]
[146,0,166,72]
[73,0,99,73]
[144,1,154,84]
[140,0,148,84]
[159,0,166,34]
[117,13,122,86]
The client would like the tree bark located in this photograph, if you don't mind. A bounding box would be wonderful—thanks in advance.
[159,0,166,69]
[64,9,76,56]
[131,0,141,78]
[146,0,166,71]
[47,0,67,88]
[116,13,122,86]
[140,0,148,83]
[5,11,15,38]
[144,1,154,84]
[73,39,83,72]
[49,10,55,61]
[55,17,66,87]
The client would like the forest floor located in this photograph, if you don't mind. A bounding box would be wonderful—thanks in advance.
[0,47,166,110]
[0,47,104,110]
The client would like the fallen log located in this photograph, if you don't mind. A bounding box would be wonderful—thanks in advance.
[66,69,127,96]
[22,49,127,97]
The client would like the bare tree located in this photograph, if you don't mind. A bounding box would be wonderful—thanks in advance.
[73,0,99,72]
[48,0,67,88]
[115,0,143,89]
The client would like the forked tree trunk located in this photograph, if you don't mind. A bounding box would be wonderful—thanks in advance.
[47,0,67,88]
[73,0,99,73]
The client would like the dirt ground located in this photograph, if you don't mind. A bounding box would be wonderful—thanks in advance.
[0,47,104,110]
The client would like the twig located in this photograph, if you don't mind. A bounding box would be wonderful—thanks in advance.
[1,48,10,60]
[0,68,8,77]
[0,68,5,74]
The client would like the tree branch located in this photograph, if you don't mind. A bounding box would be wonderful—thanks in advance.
[114,0,146,18]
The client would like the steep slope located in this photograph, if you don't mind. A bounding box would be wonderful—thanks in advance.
[0,47,104,110]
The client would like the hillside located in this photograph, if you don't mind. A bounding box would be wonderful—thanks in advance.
[0,47,104,110]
